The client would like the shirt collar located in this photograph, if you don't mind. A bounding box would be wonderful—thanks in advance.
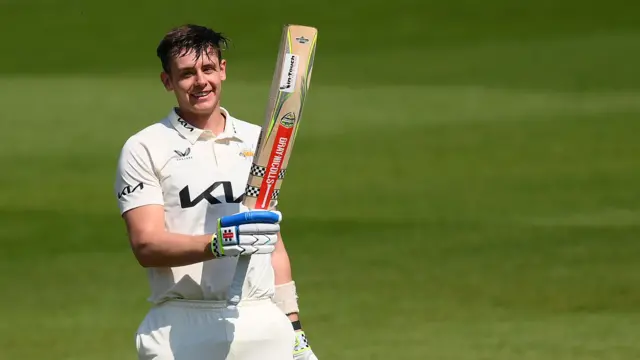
[167,107,244,144]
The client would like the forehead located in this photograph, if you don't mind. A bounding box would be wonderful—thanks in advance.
[172,48,219,69]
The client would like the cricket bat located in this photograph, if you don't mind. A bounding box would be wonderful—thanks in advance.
[229,24,318,301]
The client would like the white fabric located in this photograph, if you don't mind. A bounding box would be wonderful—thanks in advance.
[136,299,296,360]
[114,107,276,304]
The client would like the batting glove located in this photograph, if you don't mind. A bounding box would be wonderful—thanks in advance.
[210,209,281,257]
[294,329,318,360]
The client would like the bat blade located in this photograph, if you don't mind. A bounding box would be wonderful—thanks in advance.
[229,24,317,303]
[243,24,318,211]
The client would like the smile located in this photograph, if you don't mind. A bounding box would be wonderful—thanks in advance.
[191,91,212,98]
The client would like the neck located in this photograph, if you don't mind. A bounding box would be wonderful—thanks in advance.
[176,105,226,136]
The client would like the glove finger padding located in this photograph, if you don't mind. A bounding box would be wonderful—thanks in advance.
[217,225,279,247]
[212,210,282,258]
[248,244,276,255]
[238,234,278,246]
[237,223,280,235]
[222,244,276,256]
[213,233,278,257]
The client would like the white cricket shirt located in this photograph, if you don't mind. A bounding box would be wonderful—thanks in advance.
[114,107,276,305]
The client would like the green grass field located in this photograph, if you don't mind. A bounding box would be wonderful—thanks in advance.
[1,0,640,359]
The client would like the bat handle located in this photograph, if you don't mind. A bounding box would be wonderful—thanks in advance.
[228,257,249,304]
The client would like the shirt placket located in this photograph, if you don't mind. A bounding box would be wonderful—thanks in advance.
[198,131,218,167]
[212,140,222,169]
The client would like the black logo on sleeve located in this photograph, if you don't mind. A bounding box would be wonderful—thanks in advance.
[118,182,144,199]
[179,181,243,208]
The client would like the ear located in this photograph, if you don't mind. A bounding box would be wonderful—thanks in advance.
[219,59,227,82]
[160,72,173,91]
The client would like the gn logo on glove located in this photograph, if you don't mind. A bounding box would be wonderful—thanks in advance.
[222,229,234,240]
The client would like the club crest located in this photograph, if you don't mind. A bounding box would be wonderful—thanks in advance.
[280,112,296,128]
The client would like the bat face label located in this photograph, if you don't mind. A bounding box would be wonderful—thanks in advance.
[278,54,299,93]
[256,124,294,208]
[267,137,287,183]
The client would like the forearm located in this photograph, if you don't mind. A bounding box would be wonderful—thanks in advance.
[272,233,293,285]
[286,310,299,321]
[272,233,317,358]
[133,231,214,268]
[271,233,299,321]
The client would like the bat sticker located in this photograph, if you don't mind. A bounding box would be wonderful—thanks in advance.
[280,112,296,128]
[278,54,299,93]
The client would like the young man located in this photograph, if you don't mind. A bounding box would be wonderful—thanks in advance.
[114,24,318,360]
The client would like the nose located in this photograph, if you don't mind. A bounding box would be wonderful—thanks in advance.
[195,71,207,86]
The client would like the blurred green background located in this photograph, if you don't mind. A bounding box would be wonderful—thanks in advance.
[1,0,640,359]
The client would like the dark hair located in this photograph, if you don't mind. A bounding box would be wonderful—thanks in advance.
[156,24,230,73]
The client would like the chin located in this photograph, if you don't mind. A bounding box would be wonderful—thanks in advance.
[184,99,218,114]
[193,104,216,114]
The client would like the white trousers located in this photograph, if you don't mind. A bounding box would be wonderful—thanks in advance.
[135,299,296,360]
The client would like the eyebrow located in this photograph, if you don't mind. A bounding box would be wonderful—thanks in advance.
[176,60,218,72]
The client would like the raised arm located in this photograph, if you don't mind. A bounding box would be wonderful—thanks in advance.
[271,234,299,320]
[115,137,215,268]
[115,137,281,268]
[122,205,214,268]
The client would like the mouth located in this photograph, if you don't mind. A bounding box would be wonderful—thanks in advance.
[190,90,213,100]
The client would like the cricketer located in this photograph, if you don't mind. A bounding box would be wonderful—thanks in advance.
[113,24,319,360]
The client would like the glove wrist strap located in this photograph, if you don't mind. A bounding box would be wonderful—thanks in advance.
[210,234,223,258]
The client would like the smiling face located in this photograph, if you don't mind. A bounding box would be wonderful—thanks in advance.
[156,25,230,118]
[161,48,227,116]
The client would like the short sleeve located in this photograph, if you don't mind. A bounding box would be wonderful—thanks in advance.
[114,137,164,215]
